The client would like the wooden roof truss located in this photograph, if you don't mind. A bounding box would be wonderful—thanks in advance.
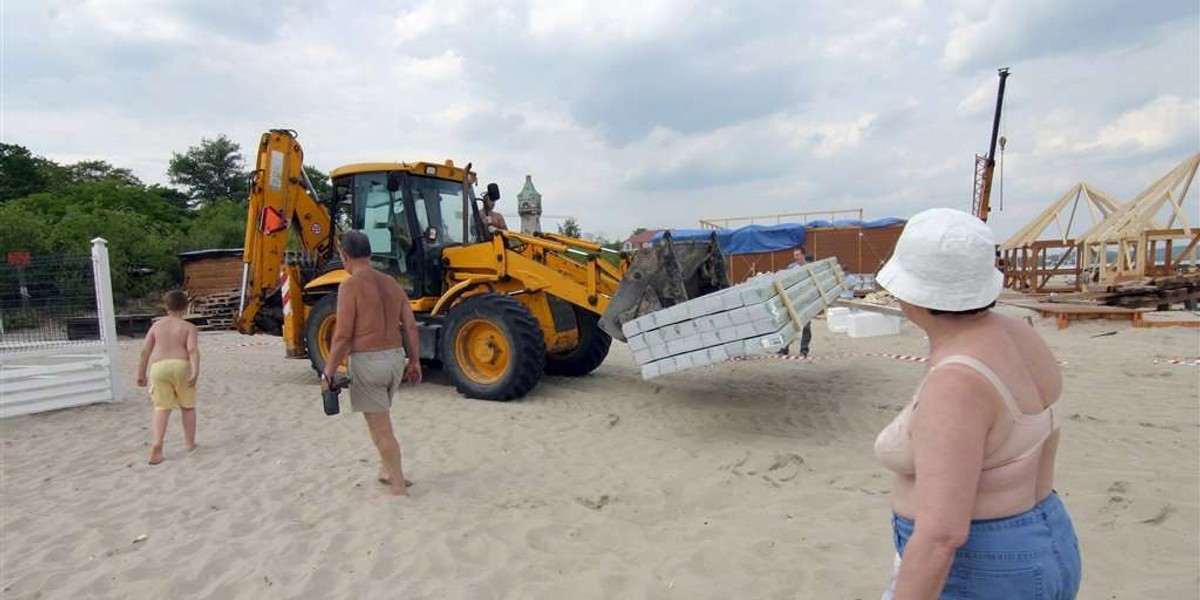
[1001,183,1124,293]
[1081,152,1200,286]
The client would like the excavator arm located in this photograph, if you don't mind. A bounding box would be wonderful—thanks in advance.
[236,130,334,336]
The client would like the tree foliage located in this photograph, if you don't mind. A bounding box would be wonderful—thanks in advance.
[304,165,332,200]
[0,143,48,202]
[167,134,248,206]
[557,216,582,238]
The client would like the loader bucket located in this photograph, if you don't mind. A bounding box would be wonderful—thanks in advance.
[599,231,729,342]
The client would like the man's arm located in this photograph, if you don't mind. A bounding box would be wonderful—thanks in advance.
[323,282,357,384]
[494,213,508,231]
[186,324,200,387]
[396,286,422,384]
[137,324,157,387]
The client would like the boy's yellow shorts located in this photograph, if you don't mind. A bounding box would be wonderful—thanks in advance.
[148,359,196,411]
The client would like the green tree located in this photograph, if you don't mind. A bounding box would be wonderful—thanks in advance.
[0,143,49,202]
[557,216,581,238]
[304,165,331,200]
[64,160,142,187]
[167,134,247,206]
[179,201,247,251]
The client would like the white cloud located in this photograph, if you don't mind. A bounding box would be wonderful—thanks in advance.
[392,0,467,43]
[527,0,691,42]
[941,0,1194,71]
[1079,95,1200,152]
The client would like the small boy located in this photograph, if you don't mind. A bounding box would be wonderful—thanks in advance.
[137,290,200,465]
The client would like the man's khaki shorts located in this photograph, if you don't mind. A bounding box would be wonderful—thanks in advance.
[347,348,406,413]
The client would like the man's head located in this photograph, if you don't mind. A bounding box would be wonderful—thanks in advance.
[163,290,189,314]
[339,230,373,261]
[793,246,808,264]
[483,182,500,210]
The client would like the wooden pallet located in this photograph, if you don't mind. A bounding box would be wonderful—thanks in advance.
[1001,297,1200,330]
[190,291,240,331]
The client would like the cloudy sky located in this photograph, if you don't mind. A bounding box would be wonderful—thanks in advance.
[4,0,1198,242]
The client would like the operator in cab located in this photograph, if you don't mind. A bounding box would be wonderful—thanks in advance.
[481,182,508,233]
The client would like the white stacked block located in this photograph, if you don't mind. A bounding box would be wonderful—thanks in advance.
[826,307,851,333]
[626,258,850,379]
[846,311,902,338]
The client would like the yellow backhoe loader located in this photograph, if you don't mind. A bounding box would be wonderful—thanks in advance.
[236,129,727,400]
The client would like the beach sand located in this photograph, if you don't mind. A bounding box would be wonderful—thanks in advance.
[2,306,1197,599]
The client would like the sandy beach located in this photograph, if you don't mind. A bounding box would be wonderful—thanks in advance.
[1,306,1197,600]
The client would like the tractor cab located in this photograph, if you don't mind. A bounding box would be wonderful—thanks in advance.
[330,162,484,299]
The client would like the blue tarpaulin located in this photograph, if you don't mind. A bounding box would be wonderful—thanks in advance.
[652,219,905,256]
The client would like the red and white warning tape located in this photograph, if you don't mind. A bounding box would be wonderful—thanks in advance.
[733,352,1069,366]
[1153,357,1200,367]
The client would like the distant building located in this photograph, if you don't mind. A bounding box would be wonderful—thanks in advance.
[622,229,662,252]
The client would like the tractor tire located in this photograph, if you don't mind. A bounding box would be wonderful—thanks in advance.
[442,293,546,401]
[303,293,339,376]
[545,306,611,377]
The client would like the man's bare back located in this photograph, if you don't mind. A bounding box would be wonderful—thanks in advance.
[338,269,406,354]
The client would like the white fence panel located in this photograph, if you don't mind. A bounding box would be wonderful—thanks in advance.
[0,239,121,418]
[0,343,112,418]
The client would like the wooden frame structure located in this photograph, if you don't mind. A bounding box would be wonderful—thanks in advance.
[1080,152,1199,287]
[1000,183,1124,293]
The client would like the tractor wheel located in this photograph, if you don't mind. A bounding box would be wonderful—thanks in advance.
[442,293,546,401]
[545,306,611,376]
[303,294,342,376]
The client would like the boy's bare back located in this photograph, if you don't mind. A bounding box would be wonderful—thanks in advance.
[146,316,198,363]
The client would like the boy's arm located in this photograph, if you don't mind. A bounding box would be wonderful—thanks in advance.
[186,324,200,386]
[137,325,156,386]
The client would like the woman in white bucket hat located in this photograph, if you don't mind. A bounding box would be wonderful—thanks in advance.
[874,209,1080,599]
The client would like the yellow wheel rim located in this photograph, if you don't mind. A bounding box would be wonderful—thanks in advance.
[455,319,510,384]
[316,314,348,374]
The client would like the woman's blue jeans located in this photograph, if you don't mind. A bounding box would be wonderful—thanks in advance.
[892,492,1082,599]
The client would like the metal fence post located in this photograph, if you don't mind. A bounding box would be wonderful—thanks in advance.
[91,238,122,402]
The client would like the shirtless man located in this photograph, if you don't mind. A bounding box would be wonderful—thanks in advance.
[322,230,422,496]
[481,183,508,232]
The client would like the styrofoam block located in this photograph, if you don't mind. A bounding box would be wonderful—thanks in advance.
[847,312,902,338]
[629,334,649,351]
[641,362,660,379]
[826,307,850,333]
[633,347,652,364]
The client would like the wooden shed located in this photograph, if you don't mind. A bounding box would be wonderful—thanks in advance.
[178,249,244,329]
[178,249,244,297]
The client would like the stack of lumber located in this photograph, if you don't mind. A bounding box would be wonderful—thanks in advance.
[191,291,240,331]
[624,258,849,379]
[1049,273,1200,309]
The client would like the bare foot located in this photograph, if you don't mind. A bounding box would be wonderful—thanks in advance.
[186,442,197,452]
[377,473,414,487]
[387,483,409,497]
[148,445,164,465]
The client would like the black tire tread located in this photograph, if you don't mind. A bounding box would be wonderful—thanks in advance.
[303,293,338,375]
[442,294,546,401]
[545,307,611,376]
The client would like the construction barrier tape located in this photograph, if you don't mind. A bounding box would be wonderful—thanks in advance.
[1153,357,1200,366]
[732,353,1069,366]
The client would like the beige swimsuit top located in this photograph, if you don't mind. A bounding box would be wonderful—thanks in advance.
[875,355,1063,475]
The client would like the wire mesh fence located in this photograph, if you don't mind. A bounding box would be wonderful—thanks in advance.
[0,253,100,351]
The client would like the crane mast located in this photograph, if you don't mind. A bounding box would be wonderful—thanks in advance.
[971,67,1010,222]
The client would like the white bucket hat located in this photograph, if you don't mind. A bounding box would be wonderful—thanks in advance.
[876,208,1003,312]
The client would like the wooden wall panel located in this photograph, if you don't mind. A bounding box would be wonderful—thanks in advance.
[724,225,903,284]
